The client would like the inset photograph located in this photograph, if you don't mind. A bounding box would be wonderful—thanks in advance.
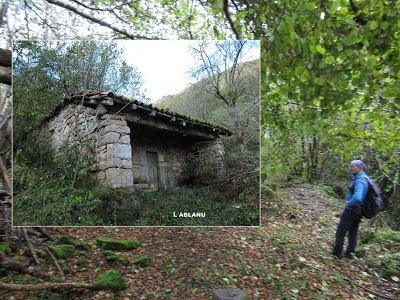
[13,40,260,226]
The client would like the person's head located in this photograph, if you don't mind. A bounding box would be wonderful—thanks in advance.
[350,160,368,174]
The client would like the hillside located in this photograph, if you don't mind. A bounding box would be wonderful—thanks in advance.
[155,59,260,125]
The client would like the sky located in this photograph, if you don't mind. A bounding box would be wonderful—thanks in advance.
[118,40,260,103]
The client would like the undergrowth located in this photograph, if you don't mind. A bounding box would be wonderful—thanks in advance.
[13,144,104,225]
[13,146,259,226]
[133,186,259,226]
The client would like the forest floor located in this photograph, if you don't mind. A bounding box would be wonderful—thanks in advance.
[1,184,399,299]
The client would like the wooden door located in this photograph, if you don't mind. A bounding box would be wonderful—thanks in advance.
[146,151,159,189]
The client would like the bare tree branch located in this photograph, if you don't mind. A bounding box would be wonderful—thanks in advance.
[42,0,160,40]
[0,282,94,291]
[223,0,240,39]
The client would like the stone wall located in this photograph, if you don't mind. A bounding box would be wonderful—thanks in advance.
[45,104,98,150]
[41,103,226,190]
[41,104,134,189]
[189,138,226,182]
[95,115,133,188]
[198,138,225,175]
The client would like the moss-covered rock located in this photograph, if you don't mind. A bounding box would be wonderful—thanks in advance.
[102,250,130,265]
[132,255,150,268]
[94,269,126,291]
[96,238,141,251]
[49,244,75,259]
[57,235,78,245]
[0,241,11,255]
[57,235,91,250]
[102,250,119,262]
[75,242,91,251]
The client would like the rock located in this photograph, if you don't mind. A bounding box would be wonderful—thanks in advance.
[119,135,130,144]
[96,238,141,251]
[97,171,106,181]
[133,183,148,190]
[115,144,131,159]
[85,107,96,115]
[102,250,129,265]
[54,236,91,252]
[75,242,91,251]
[132,255,150,268]
[96,104,107,115]
[100,119,127,127]
[105,168,133,188]
[98,158,122,170]
[121,159,132,169]
[212,288,247,300]
[98,132,120,147]
[105,143,131,160]
[99,124,123,135]
[94,269,126,292]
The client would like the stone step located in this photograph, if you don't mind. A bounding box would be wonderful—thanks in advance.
[133,183,149,190]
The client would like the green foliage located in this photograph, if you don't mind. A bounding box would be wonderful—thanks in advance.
[96,238,141,251]
[13,145,103,226]
[358,229,400,279]
[102,250,130,265]
[13,40,145,149]
[48,244,75,259]
[132,187,259,226]
[360,229,400,243]
[378,230,400,242]
[94,269,126,292]
[93,188,143,225]
[259,0,400,226]
[132,255,150,268]
[0,242,11,254]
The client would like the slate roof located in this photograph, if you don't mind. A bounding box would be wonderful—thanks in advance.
[43,91,232,136]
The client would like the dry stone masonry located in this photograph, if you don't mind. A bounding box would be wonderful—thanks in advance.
[96,115,133,188]
[40,91,231,190]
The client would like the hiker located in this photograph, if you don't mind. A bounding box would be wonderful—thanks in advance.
[331,160,369,258]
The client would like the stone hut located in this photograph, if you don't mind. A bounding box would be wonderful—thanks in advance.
[40,91,231,189]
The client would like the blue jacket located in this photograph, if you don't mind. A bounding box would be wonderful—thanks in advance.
[346,171,369,207]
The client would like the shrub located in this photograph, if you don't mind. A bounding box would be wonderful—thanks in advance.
[13,144,103,226]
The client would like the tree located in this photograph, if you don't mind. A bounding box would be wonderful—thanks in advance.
[4,0,237,40]
[191,40,259,153]
[13,40,145,149]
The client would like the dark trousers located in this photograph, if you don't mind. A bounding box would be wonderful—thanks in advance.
[332,205,362,256]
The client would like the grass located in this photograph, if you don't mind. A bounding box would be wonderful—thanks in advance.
[132,186,259,226]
